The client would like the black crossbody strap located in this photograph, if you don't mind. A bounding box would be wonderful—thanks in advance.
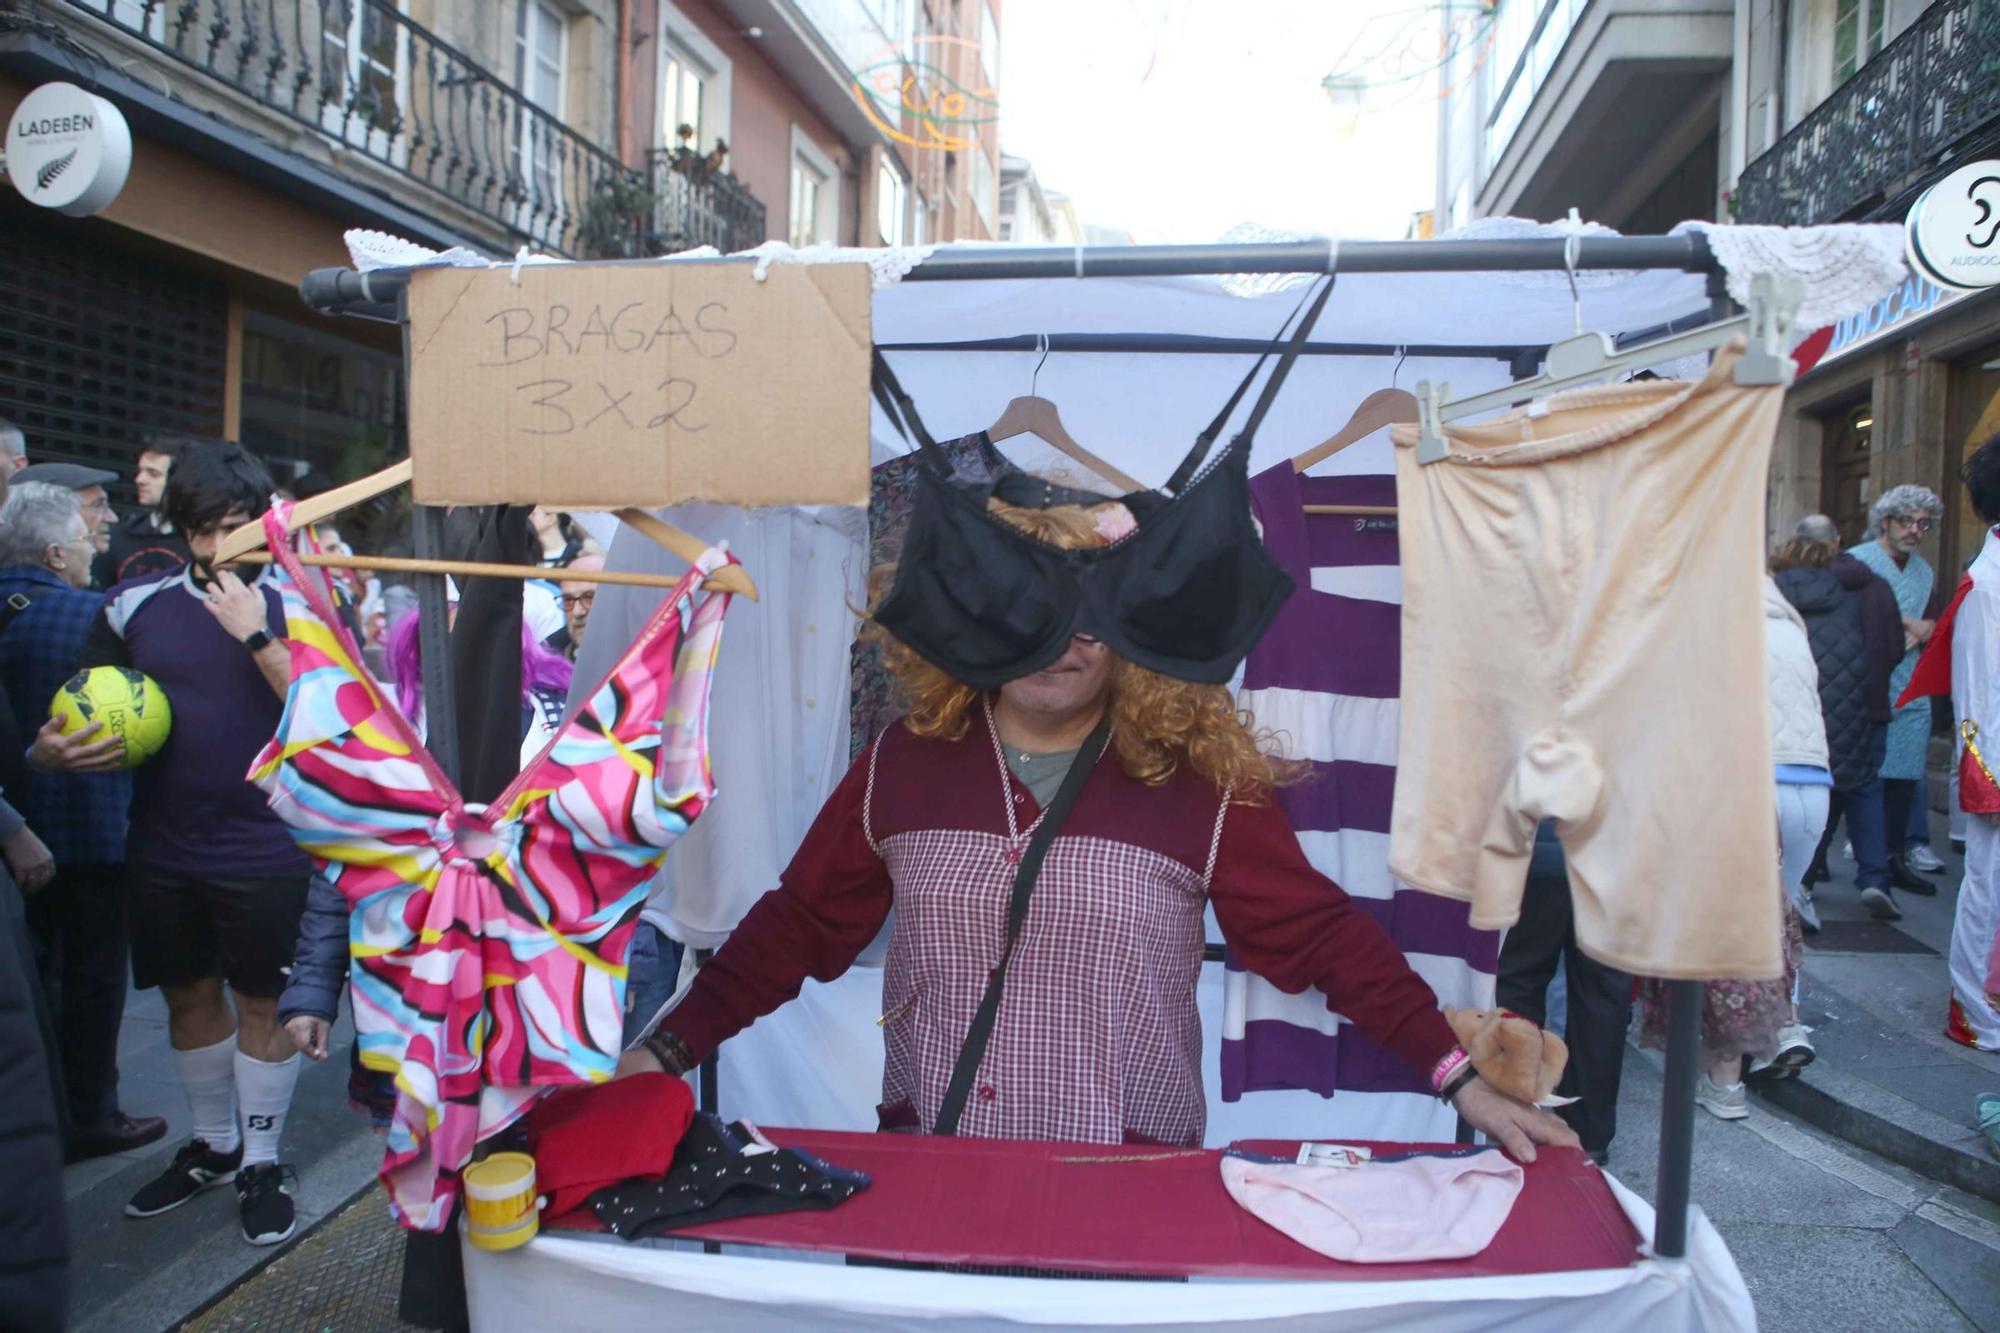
[932,712,1114,1137]
[0,587,46,639]
[871,349,942,459]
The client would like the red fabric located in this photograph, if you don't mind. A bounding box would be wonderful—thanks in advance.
[546,1129,1641,1281]
[660,723,1457,1141]
[1899,571,1975,707]
[1791,325,1835,378]
[522,1073,694,1219]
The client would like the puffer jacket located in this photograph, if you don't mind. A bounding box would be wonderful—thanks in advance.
[1832,554,1905,722]
[1776,564,1875,787]
[1765,576,1830,769]
[277,875,349,1027]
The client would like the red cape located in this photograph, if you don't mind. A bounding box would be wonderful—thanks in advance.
[1898,571,1974,706]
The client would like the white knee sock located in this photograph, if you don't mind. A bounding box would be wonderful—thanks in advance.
[174,1035,240,1155]
[235,1050,301,1168]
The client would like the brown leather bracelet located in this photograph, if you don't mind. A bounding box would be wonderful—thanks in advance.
[641,1029,696,1076]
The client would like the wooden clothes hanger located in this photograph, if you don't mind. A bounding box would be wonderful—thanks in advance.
[1290,365,1417,517]
[986,334,1146,496]
[213,458,758,599]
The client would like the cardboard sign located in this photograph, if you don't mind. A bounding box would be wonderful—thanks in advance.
[406,261,871,508]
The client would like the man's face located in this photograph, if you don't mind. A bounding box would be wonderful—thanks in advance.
[75,485,111,552]
[44,515,94,589]
[134,451,172,508]
[561,583,595,642]
[997,635,1117,720]
[186,509,253,565]
[1885,511,1935,555]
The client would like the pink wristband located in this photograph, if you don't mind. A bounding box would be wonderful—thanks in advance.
[1430,1046,1470,1095]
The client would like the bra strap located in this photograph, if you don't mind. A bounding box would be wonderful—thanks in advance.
[871,349,943,460]
[1164,275,1336,495]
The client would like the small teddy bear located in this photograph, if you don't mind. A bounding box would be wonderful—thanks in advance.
[1443,1007,1569,1105]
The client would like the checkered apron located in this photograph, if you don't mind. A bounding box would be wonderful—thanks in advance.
[868,720,1228,1145]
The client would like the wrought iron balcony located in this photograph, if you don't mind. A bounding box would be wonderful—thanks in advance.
[1735,0,2000,226]
[645,149,769,257]
[63,0,636,257]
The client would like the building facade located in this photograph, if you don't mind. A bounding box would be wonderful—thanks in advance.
[2,0,634,516]
[1737,0,2000,588]
[997,151,1078,244]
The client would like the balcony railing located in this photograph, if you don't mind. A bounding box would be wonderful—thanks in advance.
[1735,0,2000,225]
[646,150,770,257]
[63,0,638,257]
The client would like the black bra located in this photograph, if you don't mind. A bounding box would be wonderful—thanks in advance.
[870,277,1332,688]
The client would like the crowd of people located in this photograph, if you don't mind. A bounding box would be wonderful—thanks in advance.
[0,419,615,1328]
[6,404,2000,1326]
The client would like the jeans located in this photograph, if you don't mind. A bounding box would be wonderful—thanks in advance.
[1819,724,1891,890]
[622,921,686,1050]
[1884,778,1927,858]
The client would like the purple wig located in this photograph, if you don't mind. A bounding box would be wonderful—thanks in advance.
[387,609,574,722]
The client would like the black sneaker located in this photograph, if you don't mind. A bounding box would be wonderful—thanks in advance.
[237,1162,297,1246]
[125,1138,243,1218]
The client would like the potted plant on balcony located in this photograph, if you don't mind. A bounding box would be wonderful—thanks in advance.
[576,172,658,260]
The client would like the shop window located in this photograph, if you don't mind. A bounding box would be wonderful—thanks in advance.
[238,311,405,551]
[1820,400,1876,545]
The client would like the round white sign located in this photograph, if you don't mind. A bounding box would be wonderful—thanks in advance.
[5,81,132,217]
[1907,159,2000,292]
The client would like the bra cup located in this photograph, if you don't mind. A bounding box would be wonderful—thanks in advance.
[875,472,1080,688]
[1100,447,1295,683]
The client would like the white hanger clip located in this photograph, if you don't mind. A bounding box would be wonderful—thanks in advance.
[510,245,532,285]
[1734,271,1804,386]
[1415,379,1450,464]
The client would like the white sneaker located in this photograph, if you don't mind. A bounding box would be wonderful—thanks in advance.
[1748,1024,1816,1081]
[1695,1075,1749,1120]
[1906,843,1946,873]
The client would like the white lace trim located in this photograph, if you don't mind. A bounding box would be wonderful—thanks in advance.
[344,228,493,272]
[1675,220,1907,331]
[734,239,940,290]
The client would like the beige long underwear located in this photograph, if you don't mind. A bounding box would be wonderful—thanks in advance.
[1388,339,1783,981]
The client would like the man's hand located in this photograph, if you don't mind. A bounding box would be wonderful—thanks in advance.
[28,716,124,774]
[1906,616,1936,647]
[202,568,270,642]
[286,1016,331,1061]
[1450,1074,1581,1164]
[2,824,55,895]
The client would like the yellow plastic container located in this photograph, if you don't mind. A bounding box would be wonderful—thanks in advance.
[463,1152,541,1252]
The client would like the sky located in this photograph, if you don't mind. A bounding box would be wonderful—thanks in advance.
[997,0,1449,243]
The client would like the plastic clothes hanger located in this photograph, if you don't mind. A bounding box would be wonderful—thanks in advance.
[1413,257,1803,465]
[213,457,758,599]
[985,334,1146,495]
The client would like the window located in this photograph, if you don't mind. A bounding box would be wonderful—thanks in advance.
[321,0,405,149]
[789,127,839,247]
[980,1,1000,86]
[969,145,997,231]
[515,0,568,222]
[912,191,930,246]
[877,159,907,246]
[1834,0,1887,83]
[1481,0,1590,165]
[658,4,732,152]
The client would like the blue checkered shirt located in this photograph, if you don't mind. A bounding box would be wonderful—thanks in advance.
[0,566,130,864]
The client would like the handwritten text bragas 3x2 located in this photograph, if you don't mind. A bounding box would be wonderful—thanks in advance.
[482,299,739,437]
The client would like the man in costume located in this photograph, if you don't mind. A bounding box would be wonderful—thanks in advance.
[1946,439,2000,1051]
[622,500,1575,1161]
[1847,485,1948,907]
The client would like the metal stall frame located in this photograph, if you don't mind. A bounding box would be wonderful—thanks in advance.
[300,232,1729,1265]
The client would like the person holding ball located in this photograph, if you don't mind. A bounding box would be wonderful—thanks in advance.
[0,481,166,1162]
[31,442,312,1247]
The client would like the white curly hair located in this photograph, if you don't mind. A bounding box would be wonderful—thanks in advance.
[1864,484,1943,540]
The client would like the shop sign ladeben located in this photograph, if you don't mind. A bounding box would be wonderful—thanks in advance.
[1907,159,2000,291]
[4,81,131,217]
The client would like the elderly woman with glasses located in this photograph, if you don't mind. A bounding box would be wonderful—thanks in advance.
[1848,484,1948,912]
